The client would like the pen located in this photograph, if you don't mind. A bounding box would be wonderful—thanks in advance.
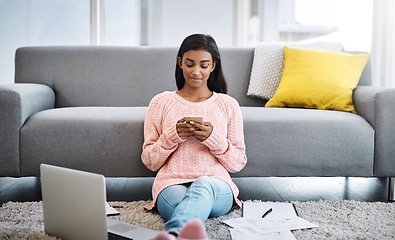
[262,208,273,218]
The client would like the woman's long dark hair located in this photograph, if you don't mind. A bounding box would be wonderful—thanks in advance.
[175,34,228,94]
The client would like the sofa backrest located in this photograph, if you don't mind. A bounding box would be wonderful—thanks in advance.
[14,46,371,108]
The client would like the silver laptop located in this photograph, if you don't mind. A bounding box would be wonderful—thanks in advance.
[40,164,159,240]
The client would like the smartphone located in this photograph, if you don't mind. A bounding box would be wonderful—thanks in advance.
[186,116,203,125]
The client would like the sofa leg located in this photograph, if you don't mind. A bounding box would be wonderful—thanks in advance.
[389,177,395,202]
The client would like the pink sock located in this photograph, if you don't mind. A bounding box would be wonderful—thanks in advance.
[178,219,208,240]
[153,231,177,240]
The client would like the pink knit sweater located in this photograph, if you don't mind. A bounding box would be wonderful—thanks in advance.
[141,91,247,210]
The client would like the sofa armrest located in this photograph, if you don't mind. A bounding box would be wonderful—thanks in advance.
[353,86,395,176]
[353,86,382,127]
[0,83,55,176]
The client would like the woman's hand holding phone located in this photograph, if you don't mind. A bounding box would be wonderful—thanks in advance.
[191,121,213,142]
[176,116,212,141]
[176,117,195,140]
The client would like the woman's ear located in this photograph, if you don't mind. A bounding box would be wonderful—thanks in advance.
[178,57,183,69]
[211,61,216,72]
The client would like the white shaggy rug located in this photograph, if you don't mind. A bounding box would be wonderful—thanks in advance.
[0,200,394,239]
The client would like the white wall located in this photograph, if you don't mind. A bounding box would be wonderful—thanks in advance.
[0,0,90,84]
[104,0,141,46]
[0,0,375,84]
[147,0,234,47]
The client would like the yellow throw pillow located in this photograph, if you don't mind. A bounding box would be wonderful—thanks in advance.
[265,46,370,113]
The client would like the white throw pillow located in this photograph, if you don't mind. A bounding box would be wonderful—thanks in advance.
[247,42,344,100]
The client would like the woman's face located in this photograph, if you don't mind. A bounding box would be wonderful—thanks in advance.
[178,49,216,91]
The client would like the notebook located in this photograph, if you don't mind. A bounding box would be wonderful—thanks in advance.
[40,164,159,240]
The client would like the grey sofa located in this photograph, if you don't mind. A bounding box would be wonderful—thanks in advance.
[1,46,394,200]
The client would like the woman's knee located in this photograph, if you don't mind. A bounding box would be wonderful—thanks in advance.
[156,184,188,221]
[157,193,174,221]
[193,176,212,186]
[193,176,231,193]
[192,177,233,217]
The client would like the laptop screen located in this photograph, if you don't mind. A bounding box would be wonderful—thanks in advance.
[41,164,108,240]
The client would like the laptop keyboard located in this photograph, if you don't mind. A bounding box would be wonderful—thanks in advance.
[108,232,133,240]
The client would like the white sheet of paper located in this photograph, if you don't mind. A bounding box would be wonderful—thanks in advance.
[243,202,298,219]
[223,214,318,233]
[229,228,296,240]
[105,202,120,216]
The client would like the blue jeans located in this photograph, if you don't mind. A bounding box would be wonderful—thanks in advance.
[156,176,234,235]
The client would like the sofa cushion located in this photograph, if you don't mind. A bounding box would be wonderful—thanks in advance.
[234,107,374,177]
[15,47,179,108]
[14,47,264,108]
[20,107,153,177]
[265,47,370,113]
[20,106,375,178]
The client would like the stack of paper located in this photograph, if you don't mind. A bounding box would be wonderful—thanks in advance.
[222,202,318,240]
[106,202,120,216]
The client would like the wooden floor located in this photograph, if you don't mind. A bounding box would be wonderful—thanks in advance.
[0,176,391,206]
